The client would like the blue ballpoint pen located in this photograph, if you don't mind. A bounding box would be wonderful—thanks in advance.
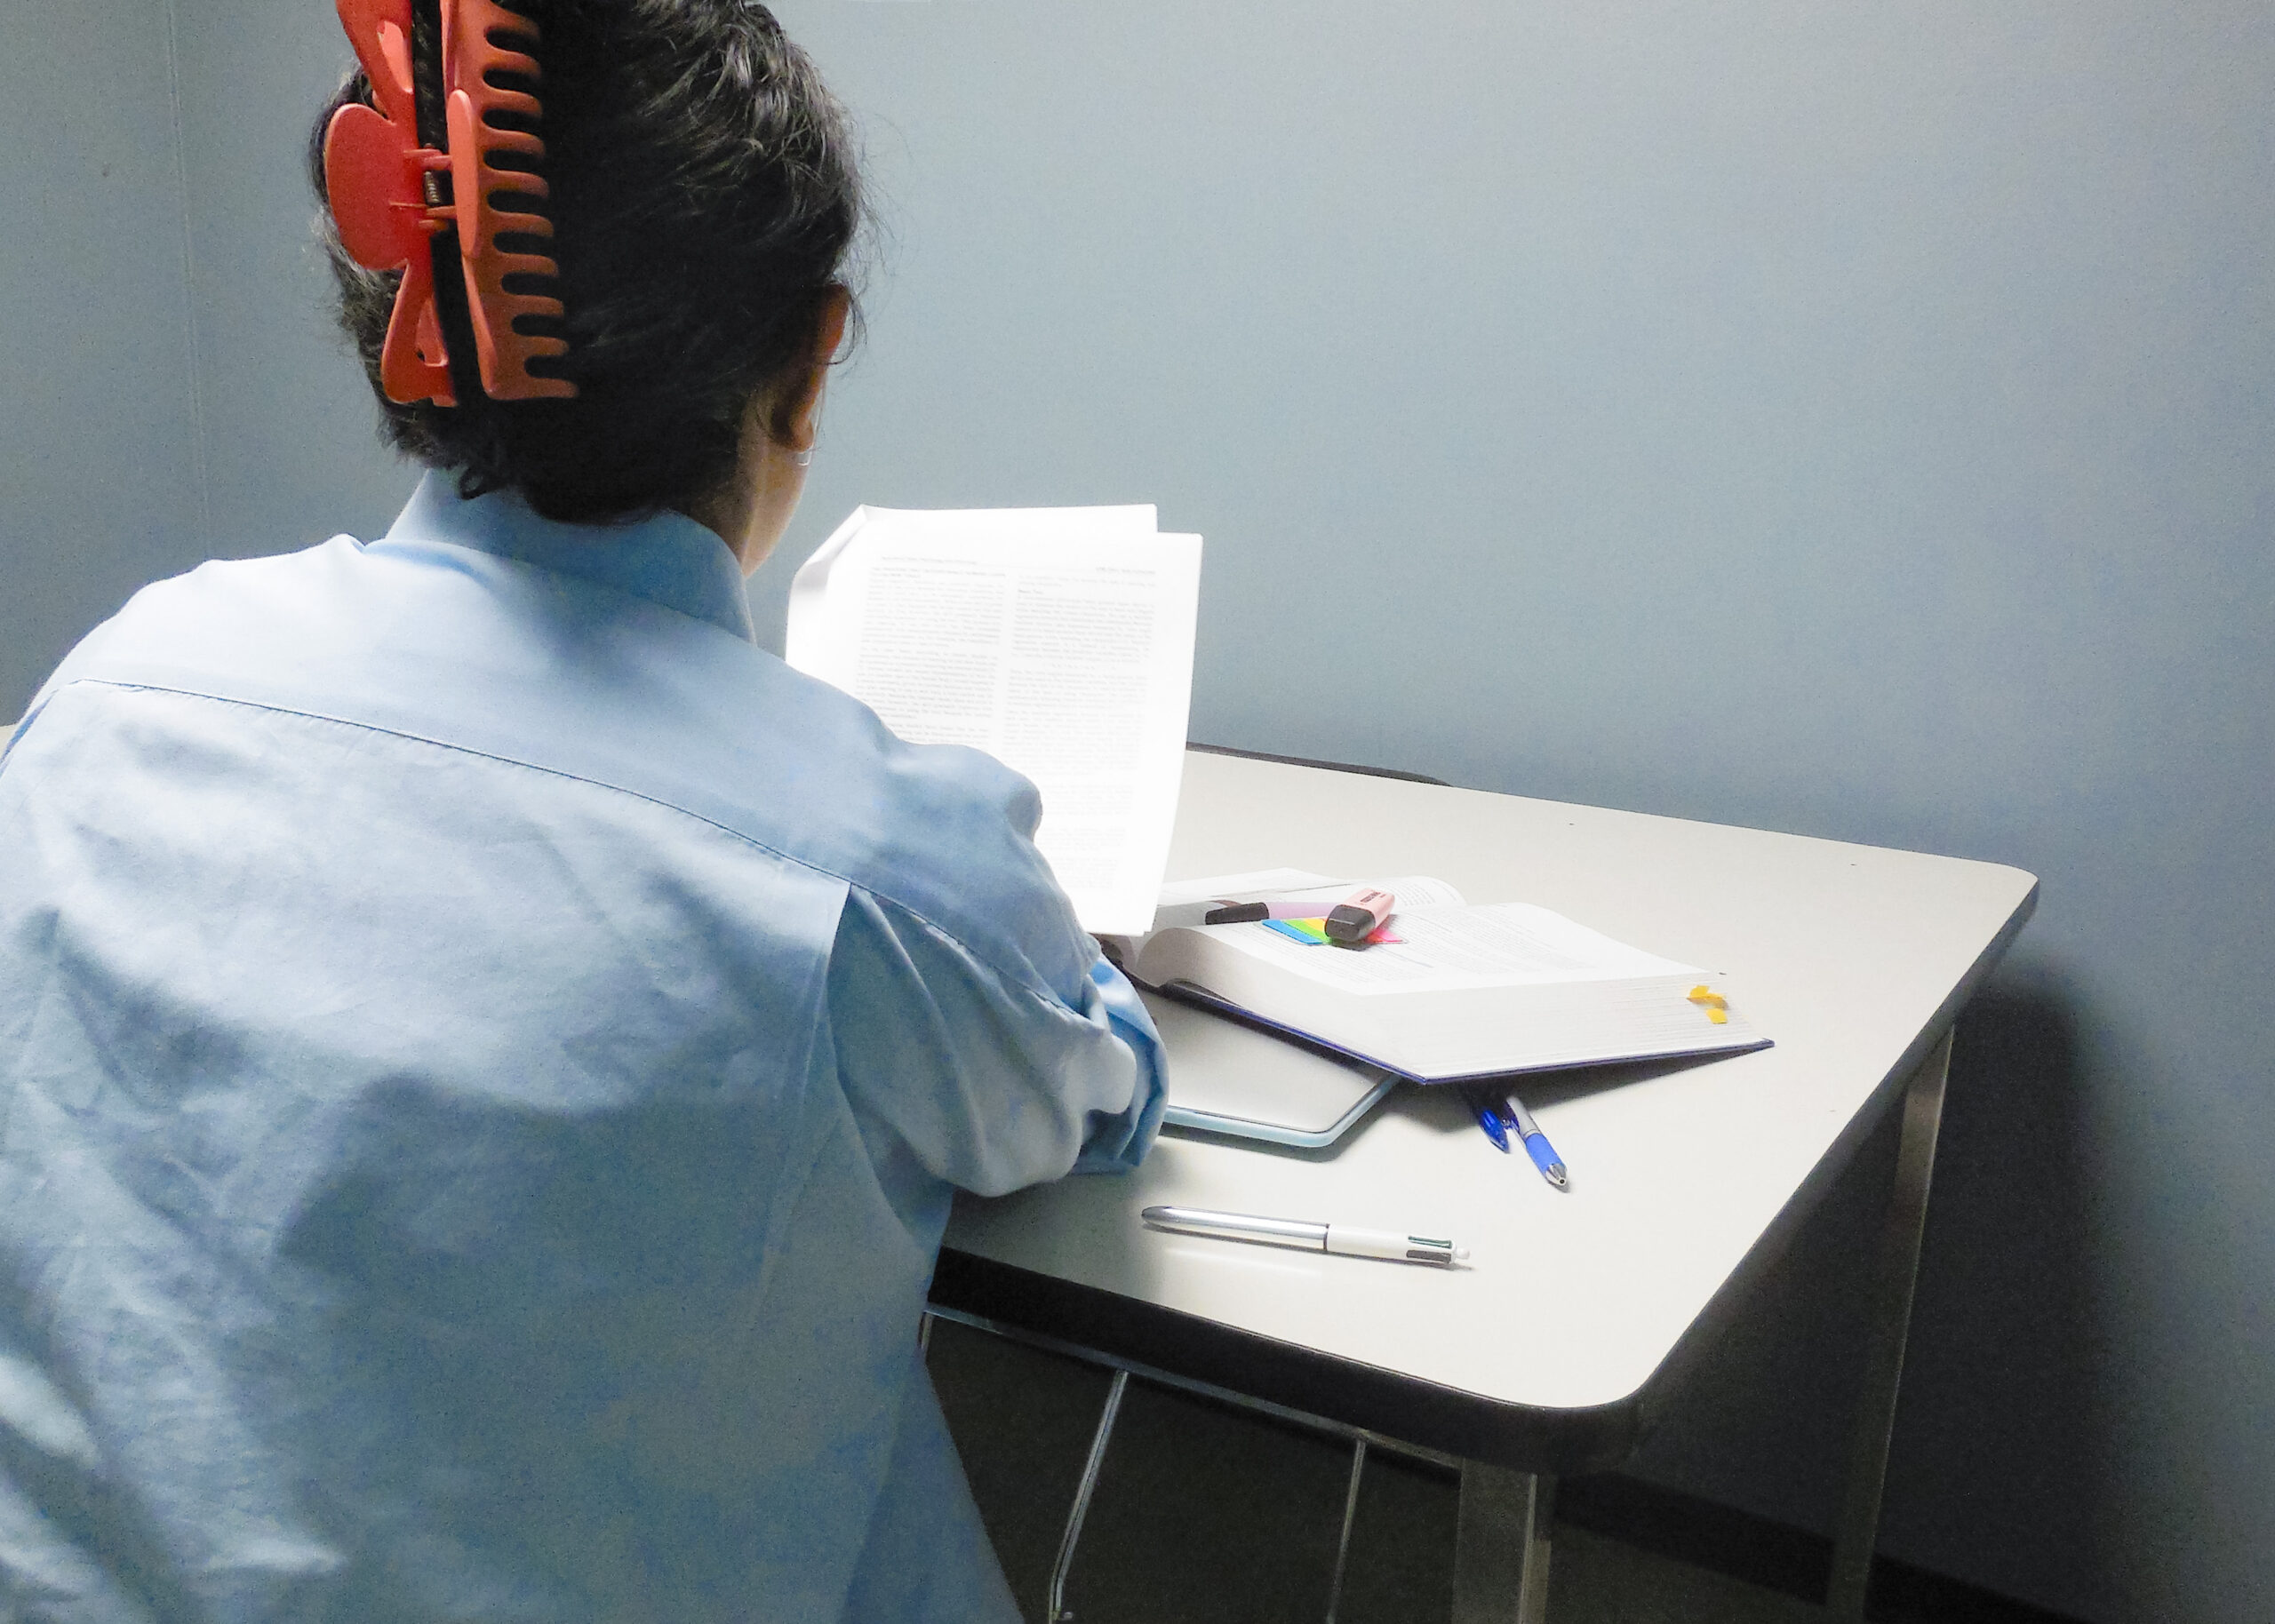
[1470,1094,1511,1152]
[1501,1093,1569,1190]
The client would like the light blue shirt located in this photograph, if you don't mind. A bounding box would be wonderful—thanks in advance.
[0,473,1165,1622]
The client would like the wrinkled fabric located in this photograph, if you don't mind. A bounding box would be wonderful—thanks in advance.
[0,474,1165,1623]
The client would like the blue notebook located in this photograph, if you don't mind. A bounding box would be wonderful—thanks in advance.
[1142,987,1397,1150]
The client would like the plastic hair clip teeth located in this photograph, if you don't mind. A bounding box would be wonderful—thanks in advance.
[443,1,572,401]
[323,0,575,405]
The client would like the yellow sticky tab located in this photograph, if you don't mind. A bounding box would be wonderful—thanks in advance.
[1688,985,1729,1023]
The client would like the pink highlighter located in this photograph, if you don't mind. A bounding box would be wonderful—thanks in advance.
[1324,888,1396,947]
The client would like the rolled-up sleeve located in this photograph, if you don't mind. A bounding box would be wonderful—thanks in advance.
[826,888,1166,1198]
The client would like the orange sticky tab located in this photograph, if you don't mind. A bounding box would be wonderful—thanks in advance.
[1688,985,1729,1023]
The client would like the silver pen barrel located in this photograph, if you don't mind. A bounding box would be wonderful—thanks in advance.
[1141,1206,1328,1251]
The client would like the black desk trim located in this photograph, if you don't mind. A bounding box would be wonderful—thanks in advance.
[1185,741,1450,787]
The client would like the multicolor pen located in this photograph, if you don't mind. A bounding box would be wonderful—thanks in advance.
[1501,1093,1569,1190]
[1205,896,1330,925]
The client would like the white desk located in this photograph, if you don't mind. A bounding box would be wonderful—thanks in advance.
[932,751,2036,1622]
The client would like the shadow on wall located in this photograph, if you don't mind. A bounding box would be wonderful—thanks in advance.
[1616,961,2104,1617]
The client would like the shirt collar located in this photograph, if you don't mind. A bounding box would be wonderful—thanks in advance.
[376,470,756,642]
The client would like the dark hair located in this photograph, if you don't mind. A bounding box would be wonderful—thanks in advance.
[309,0,864,523]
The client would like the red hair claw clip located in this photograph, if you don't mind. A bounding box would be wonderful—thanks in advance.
[323,0,575,405]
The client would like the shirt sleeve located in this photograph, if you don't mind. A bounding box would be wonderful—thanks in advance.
[826,888,1167,1198]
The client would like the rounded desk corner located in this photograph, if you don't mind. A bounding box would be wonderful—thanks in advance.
[930,1246,1651,1477]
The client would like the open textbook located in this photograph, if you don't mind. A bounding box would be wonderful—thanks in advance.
[786,505,1201,935]
[1124,873,1771,1084]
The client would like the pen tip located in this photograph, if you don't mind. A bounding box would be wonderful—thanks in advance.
[1546,1167,1569,1190]
[1453,1247,1471,1263]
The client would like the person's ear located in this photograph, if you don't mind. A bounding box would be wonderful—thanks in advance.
[771,287,853,451]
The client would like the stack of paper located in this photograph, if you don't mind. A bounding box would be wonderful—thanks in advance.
[786,506,1203,935]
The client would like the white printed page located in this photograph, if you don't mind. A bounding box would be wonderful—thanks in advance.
[786,506,1201,935]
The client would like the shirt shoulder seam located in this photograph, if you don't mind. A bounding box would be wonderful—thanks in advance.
[50,676,1057,996]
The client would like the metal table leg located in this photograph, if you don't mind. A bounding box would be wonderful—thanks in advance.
[1452,1461,1555,1624]
[1048,1367,1130,1623]
[1826,1027,1953,1618]
[1323,1437,1368,1624]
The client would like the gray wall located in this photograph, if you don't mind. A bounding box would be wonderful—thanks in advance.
[2,0,206,707]
[165,0,419,555]
[763,8,2272,1620]
[5,4,2270,1620]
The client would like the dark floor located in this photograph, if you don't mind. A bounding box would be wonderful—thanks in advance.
[926,1316,1827,1624]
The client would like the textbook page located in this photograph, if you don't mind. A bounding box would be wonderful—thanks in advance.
[1160,902,1697,994]
[1133,901,1768,1080]
[786,506,1202,936]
